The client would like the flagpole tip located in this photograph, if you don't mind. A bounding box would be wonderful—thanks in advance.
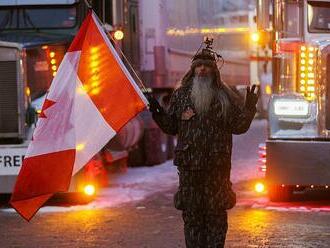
[84,0,93,9]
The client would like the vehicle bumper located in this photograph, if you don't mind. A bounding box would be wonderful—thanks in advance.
[266,140,330,185]
[0,175,17,193]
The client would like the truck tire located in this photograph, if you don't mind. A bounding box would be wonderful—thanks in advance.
[144,127,168,166]
[268,185,294,202]
[128,139,146,167]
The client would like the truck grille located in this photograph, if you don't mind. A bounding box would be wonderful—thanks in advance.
[0,61,18,136]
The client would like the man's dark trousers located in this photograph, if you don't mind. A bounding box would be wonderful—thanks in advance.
[182,210,228,248]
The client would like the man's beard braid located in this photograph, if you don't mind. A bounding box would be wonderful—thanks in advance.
[191,75,215,114]
[191,75,230,118]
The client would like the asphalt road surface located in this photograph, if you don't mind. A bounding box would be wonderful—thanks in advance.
[1,120,330,248]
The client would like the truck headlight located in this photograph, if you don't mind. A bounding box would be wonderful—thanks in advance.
[83,184,96,196]
[274,99,309,116]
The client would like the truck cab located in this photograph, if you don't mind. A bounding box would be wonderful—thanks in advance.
[257,0,330,200]
[0,0,137,198]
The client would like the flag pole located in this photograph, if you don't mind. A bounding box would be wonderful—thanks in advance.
[83,0,149,94]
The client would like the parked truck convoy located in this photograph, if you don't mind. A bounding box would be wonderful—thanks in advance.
[256,0,330,201]
[0,0,139,197]
[0,0,194,197]
[0,0,272,199]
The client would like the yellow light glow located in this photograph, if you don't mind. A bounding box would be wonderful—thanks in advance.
[255,182,265,193]
[308,66,313,71]
[300,86,305,91]
[42,45,48,50]
[114,30,124,40]
[301,60,306,64]
[301,46,306,51]
[265,85,272,95]
[309,53,314,58]
[90,47,99,54]
[76,143,85,151]
[52,65,57,71]
[166,26,249,36]
[91,88,100,95]
[300,73,306,78]
[91,54,99,61]
[308,73,314,78]
[91,81,99,88]
[25,87,31,97]
[90,61,99,68]
[300,79,305,84]
[50,51,55,58]
[301,52,306,58]
[51,59,56,65]
[307,86,315,91]
[84,184,96,196]
[52,71,57,77]
[309,60,314,65]
[309,47,314,52]
[92,75,99,81]
[251,32,260,42]
[300,66,306,71]
[92,68,99,74]
[308,79,315,84]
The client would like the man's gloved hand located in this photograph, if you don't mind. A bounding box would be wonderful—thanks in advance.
[145,93,164,114]
[245,84,260,110]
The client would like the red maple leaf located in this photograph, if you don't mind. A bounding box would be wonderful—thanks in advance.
[39,99,56,118]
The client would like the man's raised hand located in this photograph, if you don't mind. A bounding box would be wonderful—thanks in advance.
[245,84,260,110]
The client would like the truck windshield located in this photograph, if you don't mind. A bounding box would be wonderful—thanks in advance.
[0,6,77,30]
[274,0,303,38]
[308,1,330,33]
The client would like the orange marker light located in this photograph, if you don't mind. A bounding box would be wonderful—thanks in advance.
[84,184,96,196]
[114,30,124,41]
[255,182,265,193]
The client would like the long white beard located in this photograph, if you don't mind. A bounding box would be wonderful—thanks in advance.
[191,76,215,114]
[191,76,230,118]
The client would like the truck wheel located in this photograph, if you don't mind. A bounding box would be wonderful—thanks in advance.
[144,127,168,166]
[268,185,293,202]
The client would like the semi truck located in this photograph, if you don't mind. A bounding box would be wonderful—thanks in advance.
[0,0,143,198]
[0,0,195,197]
[256,0,330,201]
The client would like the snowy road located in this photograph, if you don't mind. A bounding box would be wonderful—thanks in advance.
[1,119,330,248]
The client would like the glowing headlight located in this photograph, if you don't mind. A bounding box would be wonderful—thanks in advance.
[254,182,265,193]
[274,100,309,116]
[83,184,96,196]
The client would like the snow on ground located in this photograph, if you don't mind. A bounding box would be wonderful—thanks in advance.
[5,120,328,214]
[1,161,179,214]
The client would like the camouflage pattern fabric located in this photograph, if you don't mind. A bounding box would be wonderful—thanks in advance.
[182,210,228,248]
[153,81,255,210]
[152,80,256,247]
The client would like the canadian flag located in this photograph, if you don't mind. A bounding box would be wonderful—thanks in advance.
[10,11,148,221]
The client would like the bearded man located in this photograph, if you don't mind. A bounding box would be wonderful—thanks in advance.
[147,48,259,248]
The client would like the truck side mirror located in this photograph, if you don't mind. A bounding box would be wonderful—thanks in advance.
[256,0,270,30]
